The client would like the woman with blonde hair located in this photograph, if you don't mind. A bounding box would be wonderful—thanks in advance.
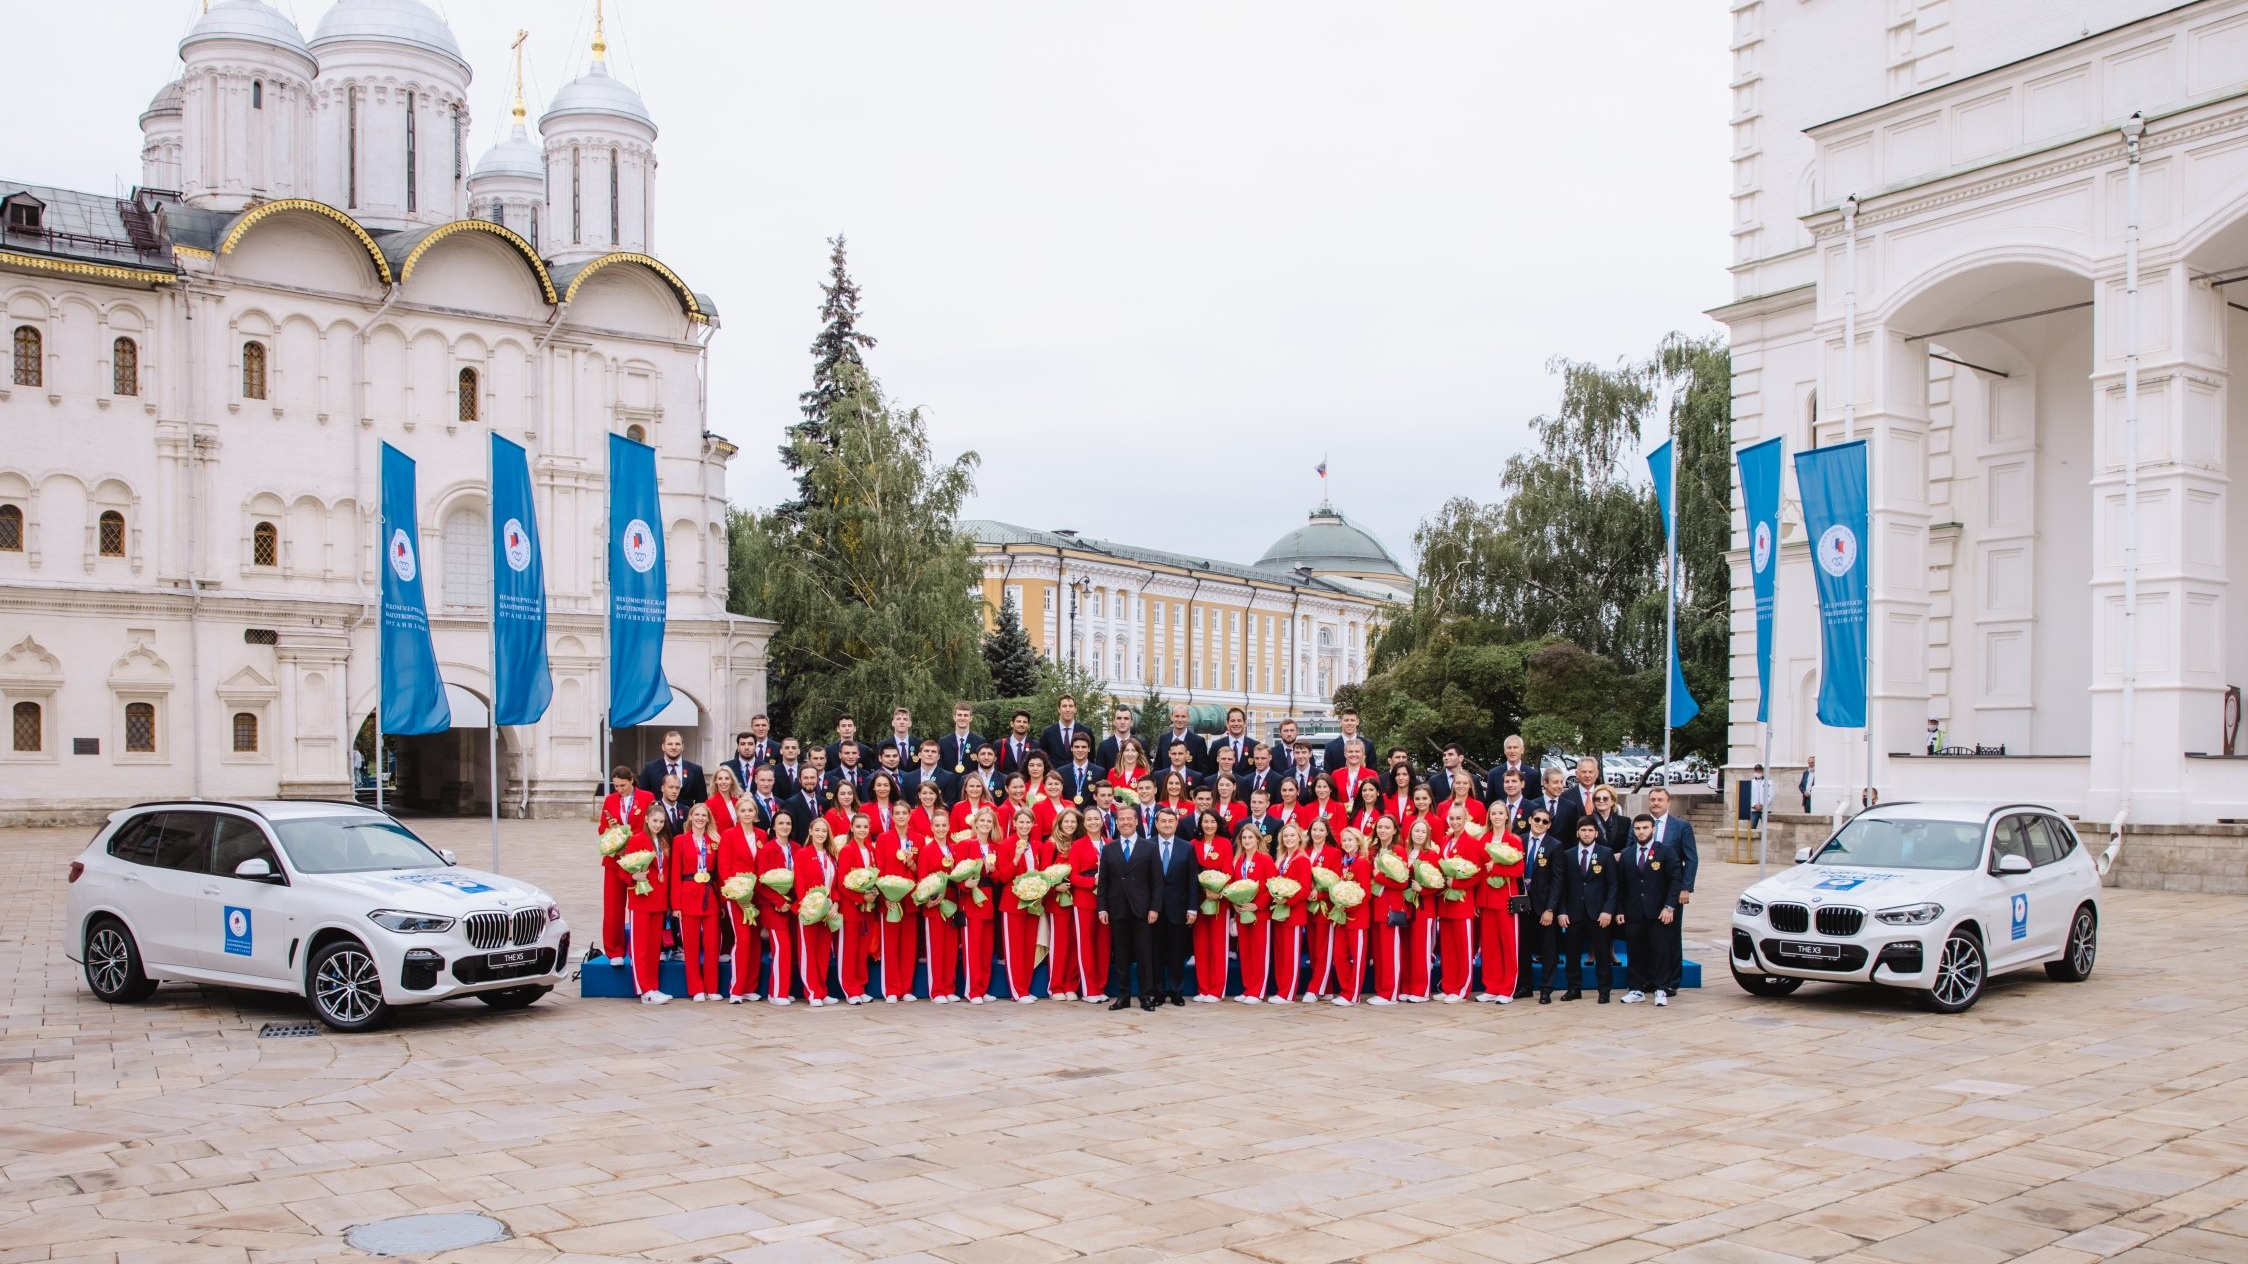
[791,817,841,1006]
[995,806,1055,1003]
[705,765,743,837]
[1330,826,1374,1005]
[1106,737,1150,790]
[1229,825,1277,1003]
[1366,815,1412,1005]
[1269,823,1313,1004]
[669,801,726,1001]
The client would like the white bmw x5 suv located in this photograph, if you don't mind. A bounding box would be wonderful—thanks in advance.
[66,800,571,1031]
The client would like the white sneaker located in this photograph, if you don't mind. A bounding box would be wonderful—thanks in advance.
[1302,992,1321,1001]
[744,993,763,1002]
[1653,991,1669,1007]
[1367,997,1395,1006]
[1239,995,1262,1004]
[770,996,793,1006]
[642,991,670,1005]
[969,996,986,1004]
[1402,995,1426,1004]
[1332,997,1352,1007]
[931,994,951,1004]
[884,996,898,1004]
[1017,995,1036,1004]
[1439,995,1464,1004]
[1621,990,1645,1004]
[1084,994,1107,1004]
[900,994,917,1003]
[1473,992,1496,1002]
[727,995,744,1005]
[1197,994,1220,1004]
[1495,994,1513,1005]
[1270,997,1293,1006]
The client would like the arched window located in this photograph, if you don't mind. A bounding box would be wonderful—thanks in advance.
[0,504,21,552]
[252,521,278,567]
[232,712,259,753]
[252,80,263,109]
[457,367,478,422]
[112,337,138,396]
[98,510,125,557]
[124,701,156,753]
[242,340,267,400]
[11,326,39,387]
[441,504,488,608]
[11,701,39,753]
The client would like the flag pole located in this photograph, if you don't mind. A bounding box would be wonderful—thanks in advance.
[488,433,501,873]
[374,443,385,813]
[1663,442,1677,782]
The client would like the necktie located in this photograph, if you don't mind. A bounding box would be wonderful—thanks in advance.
[1641,843,1651,868]
[1581,846,1592,873]
[1122,838,1134,863]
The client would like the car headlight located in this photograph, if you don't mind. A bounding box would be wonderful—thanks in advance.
[547,904,564,922]
[1736,897,1764,917]
[368,909,456,933]
[1874,901,1944,926]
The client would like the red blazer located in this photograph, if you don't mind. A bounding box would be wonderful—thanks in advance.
[1347,805,1386,839]
[1384,794,1417,821]
[1332,765,1380,804]
[1106,764,1148,790]
[1230,851,1277,919]
[1436,832,1481,920]
[793,846,842,917]
[954,836,1000,920]
[601,789,655,885]
[835,838,882,915]
[1407,844,1444,920]
[823,808,862,844]
[623,826,670,915]
[907,805,946,846]
[949,797,999,835]
[995,837,1057,913]
[861,799,905,841]
[1335,853,1374,929]
[670,829,724,917]
[1272,851,1315,925]
[1438,795,1490,828]
[1370,847,1414,920]
[1031,796,1061,840]
[1194,835,1235,895]
[1479,829,1527,910]
[705,794,739,838]
[715,825,761,888]
[1213,800,1248,830]
[878,830,919,882]
[1067,836,1103,902]
[753,837,799,916]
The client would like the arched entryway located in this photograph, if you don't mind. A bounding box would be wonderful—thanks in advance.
[351,683,511,816]
[606,688,705,782]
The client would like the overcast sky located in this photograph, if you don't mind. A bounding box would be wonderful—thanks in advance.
[11,1,1732,572]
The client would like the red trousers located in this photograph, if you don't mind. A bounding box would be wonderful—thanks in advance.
[1479,908,1519,996]
[795,921,834,1002]
[763,922,795,1003]
[628,911,666,994]
[602,874,628,958]
[1192,910,1229,998]
[1437,916,1475,998]
[1332,926,1367,1002]
[725,902,762,997]
[1373,921,1405,1001]
[1236,919,1271,997]
[678,912,721,996]
[877,909,917,999]
[1271,921,1305,999]
[923,910,959,998]
[999,911,1040,997]
[1305,920,1335,996]
[1047,903,1076,995]
[961,918,995,998]
[1406,915,1437,999]
[838,907,875,1000]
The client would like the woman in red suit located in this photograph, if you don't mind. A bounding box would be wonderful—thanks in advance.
[1211,776,1247,831]
[1229,826,1276,1003]
[1348,778,1387,841]
[994,806,1054,1003]
[1435,779,1489,831]
[705,766,742,838]
[622,812,672,1004]
[1329,826,1375,1005]
[834,812,884,1005]
[906,779,946,846]
[1367,815,1412,1005]
[1107,738,1150,789]
[916,804,965,1003]
[1476,808,1526,1004]
[1155,771,1194,824]
[1402,817,1442,1002]
[1398,784,1438,849]
[956,807,1002,1003]
[1270,775,1306,836]
[1190,811,1234,1002]
[1308,773,1347,840]
[792,818,842,1006]
[597,766,653,964]
[874,806,919,1003]
[950,773,997,835]
[1302,816,1342,1000]
[1032,770,1067,839]
[1383,765,1417,822]
[1062,808,1109,1003]
[825,779,865,847]
[714,805,765,1003]
[1269,823,1313,1004]
[755,810,800,1004]
[1043,808,1082,999]
[1434,801,1484,1002]
[670,802,726,1001]
[863,771,905,841]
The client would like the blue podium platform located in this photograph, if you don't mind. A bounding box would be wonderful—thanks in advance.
[580,947,1700,1000]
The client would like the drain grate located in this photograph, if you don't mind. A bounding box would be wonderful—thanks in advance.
[346,1212,509,1255]
[257,1021,322,1038]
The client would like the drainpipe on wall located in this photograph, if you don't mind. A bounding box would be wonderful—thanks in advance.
[182,286,205,800]
[355,283,402,808]
[1842,193,1865,824]
[2113,111,2145,873]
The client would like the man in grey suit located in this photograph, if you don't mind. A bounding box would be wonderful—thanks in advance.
[1097,802,1161,1011]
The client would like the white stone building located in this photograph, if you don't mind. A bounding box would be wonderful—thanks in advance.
[1717,0,2248,824]
[0,0,771,823]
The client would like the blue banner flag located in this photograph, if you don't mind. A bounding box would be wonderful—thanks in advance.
[1736,436,1785,724]
[1647,439,1700,729]
[1793,440,1869,729]
[607,432,672,728]
[490,434,552,727]
[379,442,450,735]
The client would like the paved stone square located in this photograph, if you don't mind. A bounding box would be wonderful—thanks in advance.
[5,818,2247,1264]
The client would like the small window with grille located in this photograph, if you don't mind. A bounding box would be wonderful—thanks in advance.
[98,511,125,557]
[458,367,478,422]
[11,701,39,753]
[242,341,267,399]
[0,504,21,552]
[12,326,39,387]
[125,702,156,753]
[232,712,258,753]
[113,337,138,396]
[252,521,278,567]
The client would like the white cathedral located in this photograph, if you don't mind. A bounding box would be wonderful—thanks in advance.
[0,0,772,823]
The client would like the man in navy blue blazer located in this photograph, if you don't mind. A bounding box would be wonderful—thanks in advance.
[1149,806,1200,1005]
[1645,785,1698,996]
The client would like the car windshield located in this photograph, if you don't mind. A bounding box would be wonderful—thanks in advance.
[1811,816,1983,870]
[271,817,446,874]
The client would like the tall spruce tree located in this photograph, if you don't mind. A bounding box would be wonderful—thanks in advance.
[777,235,878,524]
[982,593,1042,697]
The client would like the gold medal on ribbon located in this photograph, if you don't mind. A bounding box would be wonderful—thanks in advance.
[695,871,710,884]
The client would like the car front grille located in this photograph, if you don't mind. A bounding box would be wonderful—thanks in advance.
[1767,902,1810,934]
[511,908,547,946]
[464,912,508,950]
[1816,906,1866,937]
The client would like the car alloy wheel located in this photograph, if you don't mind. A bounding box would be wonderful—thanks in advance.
[310,941,388,1030]
[1921,930,1984,1012]
[83,920,156,1002]
[2047,906,2098,982]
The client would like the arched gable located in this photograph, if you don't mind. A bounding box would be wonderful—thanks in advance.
[218,199,392,287]
[558,252,708,325]
[391,219,558,316]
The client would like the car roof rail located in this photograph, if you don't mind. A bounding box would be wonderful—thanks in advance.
[118,799,268,818]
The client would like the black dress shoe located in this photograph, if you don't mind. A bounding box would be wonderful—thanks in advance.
[1560,990,1582,1001]
[1538,992,1552,1004]
[1140,997,1160,1011]
[1597,992,1611,1004]
[1108,997,1131,1011]
[1168,993,1184,1007]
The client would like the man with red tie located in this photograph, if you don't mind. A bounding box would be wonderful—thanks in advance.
[1040,694,1086,767]
[1060,733,1106,810]
[997,710,1038,778]
[1203,707,1260,776]
[597,766,654,963]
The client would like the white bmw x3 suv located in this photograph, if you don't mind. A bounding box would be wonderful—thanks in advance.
[66,800,570,1031]
[1730,801,2101,1013]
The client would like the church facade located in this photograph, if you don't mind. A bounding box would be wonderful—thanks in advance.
[1716,0,2248,824]
[0,0,771,824]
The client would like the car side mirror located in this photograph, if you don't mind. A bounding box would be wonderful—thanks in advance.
[1994,853,2032,876]
[233,857,275,880]
[1793,847,1812,865]
[438,849,457,865]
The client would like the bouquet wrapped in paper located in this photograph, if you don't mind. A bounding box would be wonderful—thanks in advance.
[720,873,759,924]
[798,886,842,933]
[948,856,988,905]
[1437,855,1479,901]
[875,874,916,923]
[1113,785,1142,808]
[1222,878,1262,924]
[1375,851,1415,905]
[843,866,880,913]
[598,824,631,859]
[1010,871,1055,917]
[1040,861,1075,908]
[1266,875,1304,923]
[1413,859,1448,894]
[1307,865,1341,919]
[910,871,956,920]
[617,849,657,896]
[1197,869,1228,916]
[758,867,795,898]
[1327,879,1367,926]
[1485,839,1525,889]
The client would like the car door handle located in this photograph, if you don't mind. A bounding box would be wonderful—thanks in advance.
[201,884,221,897]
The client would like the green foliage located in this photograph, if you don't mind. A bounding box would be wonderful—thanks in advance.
[1034,655,1114,734]
[1132,681,1174,745]
[728,360,990,739]
[777,235,879,525]
[982,592,1043,698]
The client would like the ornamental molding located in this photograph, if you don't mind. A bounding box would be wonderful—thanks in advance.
[0,635,63,690]
[0,251,175,286]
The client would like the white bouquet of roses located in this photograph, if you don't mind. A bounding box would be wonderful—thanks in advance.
[617,848,657,896]
[720,873,758,923]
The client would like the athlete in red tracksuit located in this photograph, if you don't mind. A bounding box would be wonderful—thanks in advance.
[915,801,965,1002]
[1059,808,1108,1002]
[1368,819,1413,1005]
[1191,813,1234,1002]
[597,769,653,961]
[1230,832,1277,1002]
[834,814,883,1004]
[670,804,725,1000]
[622,815,671,1002]
[1434,803,1483,1001]
[1270,828,1315,1003]
[1478,820,1527,1003]
[955,808,1002,1003]
[1403,819,1442,1002]
[1301,818,1343,1000]
[754,810,802,1005]
[714,811,764,1001]
[793,821,842,1006]
[994,807,1055,1002]
[1042,809,1086,999]
[1328,830,1374,1004]
[874,815,919,1002]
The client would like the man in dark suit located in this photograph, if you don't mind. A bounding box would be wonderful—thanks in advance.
[1151,704,1206,775]
[873,706,919,770]
[1533,767,1572,845]
[1646,786,1698,997]
[1157,741,1202,793]
[1424,744,1475,805]
[1040,695,1087,768]
[654,772,689,834]
[936,701,983,778]
[901,739,958,808]
[1203,707,1259,776]
[1095,703,1138,771]
[996,710,1039,778]
[825,741,871,805]
[1615,812,1684,1006]
[1097,802,1161,1011]
[1487,733,1538,807]
[1556,756,1602,842]
[742,764,786,834]
[1149,805,1199,1004]
[1514,806,1557,1000]
[1321,708,1365,776]
[822,715,868,772]
[1238,744,1283,804]
[1058,733,1106,810]
[1544,815,1618,1003]
[637,730,707,809]
[771,736,804,799]
[720,718,775,789]
[1269,719,1303,777]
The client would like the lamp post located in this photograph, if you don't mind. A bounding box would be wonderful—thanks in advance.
[1068,576,1091,666]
